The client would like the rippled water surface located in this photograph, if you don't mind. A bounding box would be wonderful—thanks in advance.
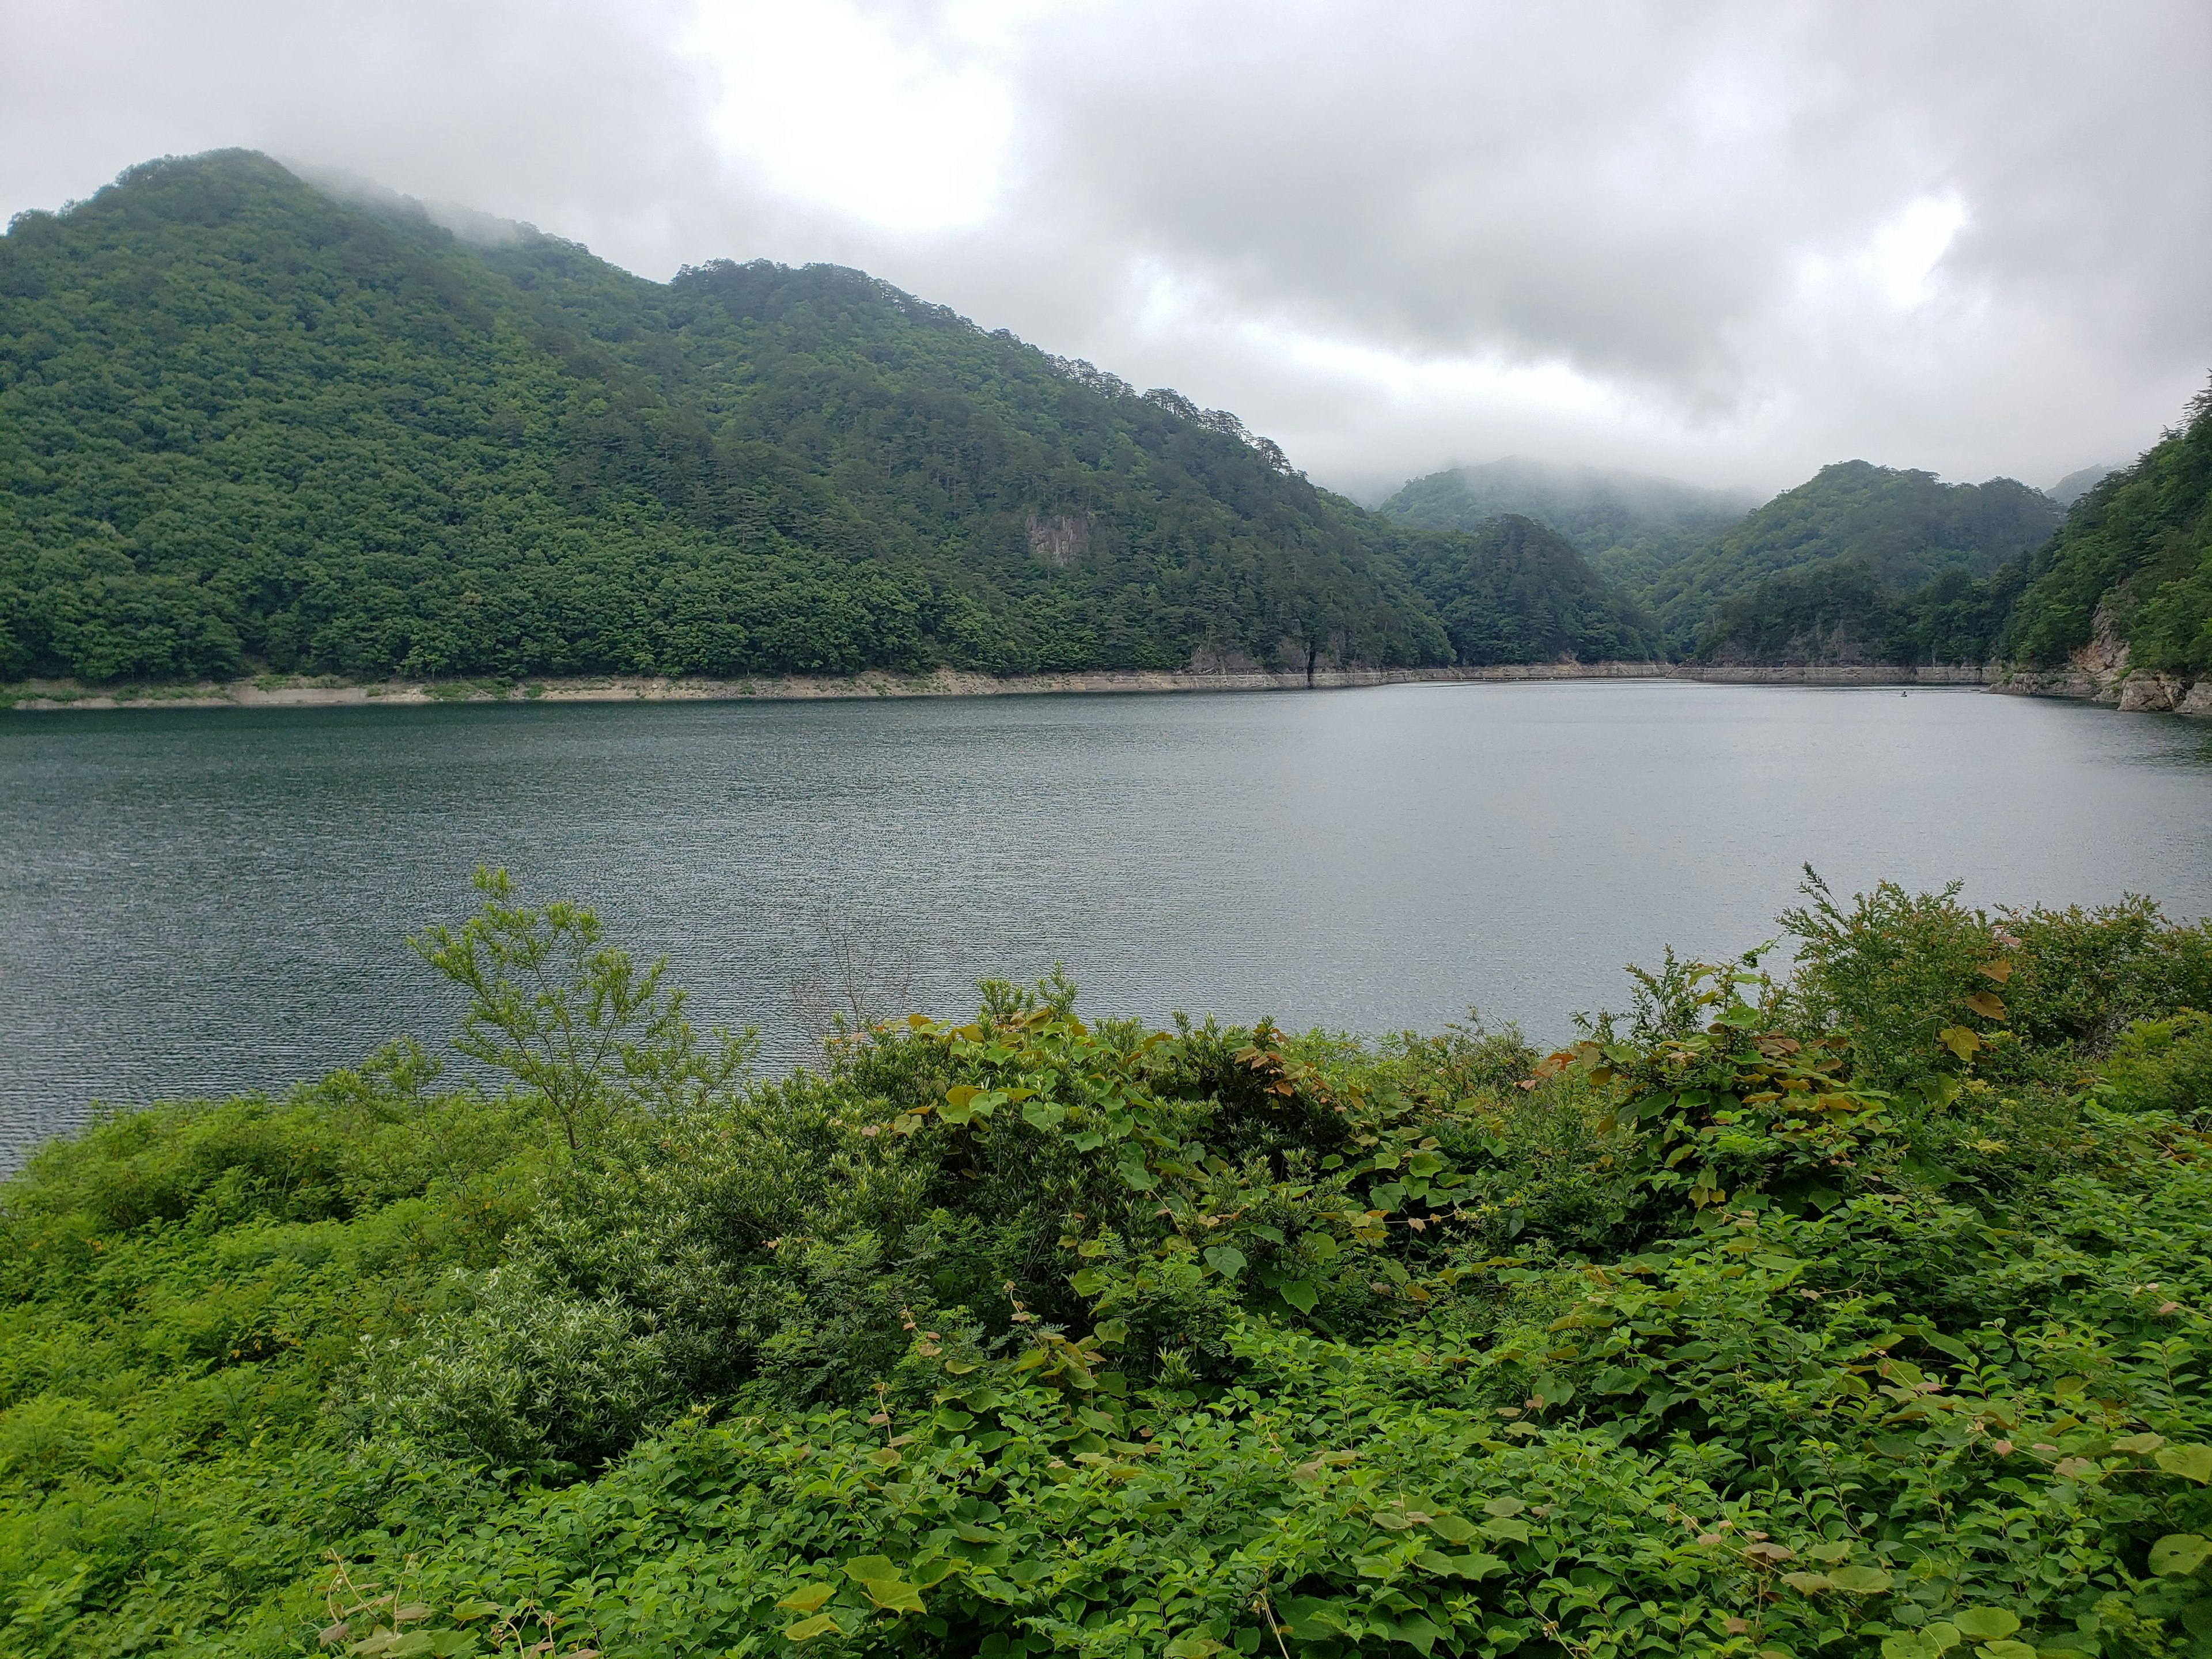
[6,682,2211,1161]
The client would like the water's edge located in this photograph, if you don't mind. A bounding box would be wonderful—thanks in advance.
[16,658,2199,712]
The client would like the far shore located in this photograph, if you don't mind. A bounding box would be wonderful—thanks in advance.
[4,664,2194,717]
[0,660,2054,713]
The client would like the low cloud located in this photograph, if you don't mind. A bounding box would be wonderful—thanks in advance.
[3,0,2205,496]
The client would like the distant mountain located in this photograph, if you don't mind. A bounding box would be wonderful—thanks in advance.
[1377,457,1756,594]
[2047,464,2121,507]
[1661,461,2062,656]
[0,151,1665,688]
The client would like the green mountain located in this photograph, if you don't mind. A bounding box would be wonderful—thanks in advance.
[1668,461,2063,659]
[1377,456,1755,594]
[1691,397,2210,676]
[1396,513,1659,664]
[0,151,1663,686]
[2004,388,2212,675]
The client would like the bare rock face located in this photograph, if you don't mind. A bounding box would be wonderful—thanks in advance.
[2072,605,2131,703]
[2179,679,2212,718]
[1025,513,1093,568]
[2119,673,2186,713]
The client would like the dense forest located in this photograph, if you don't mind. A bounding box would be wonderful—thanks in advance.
[1656,464,2062,659]
[4,870,2211,1656]
[2002,388,2212,678]
[1,152,2200,692]
[0,152,1661,686]
[1695,397,2210,676]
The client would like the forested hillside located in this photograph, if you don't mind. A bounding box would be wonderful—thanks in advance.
[1660,462,2061,656]
[0,152,1661,686]
[1394,514,1659,665]
[1692,391,2209,677]
[1377,458,1753,596]
[2003,387,2212,677]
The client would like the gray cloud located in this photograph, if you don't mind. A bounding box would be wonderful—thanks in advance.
[3,0,2206,497]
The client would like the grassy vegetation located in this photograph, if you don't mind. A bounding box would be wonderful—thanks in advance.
[3,870,2210,1657]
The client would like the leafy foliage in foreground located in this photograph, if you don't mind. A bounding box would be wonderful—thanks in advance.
[4,871,2212,1658]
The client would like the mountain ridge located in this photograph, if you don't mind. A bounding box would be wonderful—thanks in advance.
[0,151,1657,687]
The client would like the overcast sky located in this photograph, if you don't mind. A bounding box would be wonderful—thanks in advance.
[4,0,2207,499]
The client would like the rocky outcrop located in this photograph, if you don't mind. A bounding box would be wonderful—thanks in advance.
[2177,679,2212,718]
[2118,673,2190,713]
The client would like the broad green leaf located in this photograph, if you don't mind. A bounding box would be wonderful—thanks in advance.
[2150,1534,2211,1577]
[1070,1268,1107,1296]
[1964,991,2006,1021]
[1279,1279,1319,1315]
[1938,1026,1981,1060]
[1978,957,2013,982]
[1425,1514,1479,1544]
[1782,1572,1834,1594]
[1394,1614,1443,1656]
[1481,1496,1527,1517]
[1974,1643,2036,1659]
[2157,1445,2212,1483]
[1828,1565,1894,1593]
[1954,1610,2020,1639]
[1162,1639,1227,1658]
[1714,1003,1764,1029]
[1304,1232,1341,1262]
[776,1583,835,1613]
[783,1613,843,1642]
[1021,1100,1066,1130]
[842,1555,900,1582]
[1202,1245,1246,1277]
[855,1577,925,1613]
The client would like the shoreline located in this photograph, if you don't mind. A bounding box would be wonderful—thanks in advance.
[3,658,2202,713]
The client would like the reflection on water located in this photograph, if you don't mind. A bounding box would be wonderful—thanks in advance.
[5,683,2210,1162]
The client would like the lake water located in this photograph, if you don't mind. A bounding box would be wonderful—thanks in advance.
[5,681,2211,1163]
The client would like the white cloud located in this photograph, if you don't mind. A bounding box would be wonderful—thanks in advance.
[1868,194,1967,308]
[685,0,1018,232]
[1,0,2205,495]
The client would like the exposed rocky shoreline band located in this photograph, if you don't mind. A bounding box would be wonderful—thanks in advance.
[6,658,2207,713]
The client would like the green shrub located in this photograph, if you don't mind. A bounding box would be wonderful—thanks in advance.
[8,876,2212,1657]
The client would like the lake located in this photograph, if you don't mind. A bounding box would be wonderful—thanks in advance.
[5,681,2210,1163]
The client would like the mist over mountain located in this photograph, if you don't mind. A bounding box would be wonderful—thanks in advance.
[2047,464,2122,507]
[1377,456,1758,595]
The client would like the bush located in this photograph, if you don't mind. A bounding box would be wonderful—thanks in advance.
[7,876,2212,1657]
